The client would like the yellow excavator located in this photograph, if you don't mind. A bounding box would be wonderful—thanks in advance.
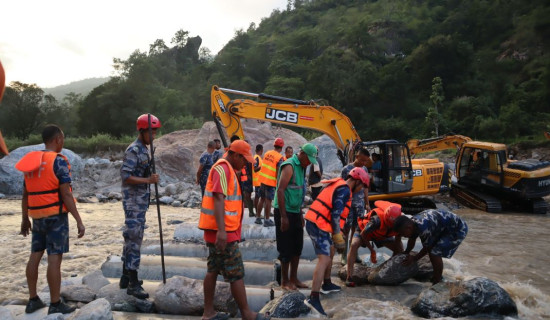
[210,85,451,213]
[407,135,550,213]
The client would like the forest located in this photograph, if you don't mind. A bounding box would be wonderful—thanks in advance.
[1,0,549,145]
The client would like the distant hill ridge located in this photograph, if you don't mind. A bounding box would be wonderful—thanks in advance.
[44,77,110,100]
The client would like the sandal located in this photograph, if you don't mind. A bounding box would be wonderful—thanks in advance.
[345,278,356,287]
[202,312,230,320]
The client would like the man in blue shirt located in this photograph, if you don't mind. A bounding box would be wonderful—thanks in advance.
[197,141,216,197]
[394,209,468,284]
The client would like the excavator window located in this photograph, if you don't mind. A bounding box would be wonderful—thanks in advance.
[386,143,413,193]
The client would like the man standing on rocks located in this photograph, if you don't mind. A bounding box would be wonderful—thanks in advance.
[17,124,85,315]
[199,140,269,320]
[197,141,216,197]
[273,143,317,290]
[119,114,161,299]
[394,209,468,284]
[304,167,369,316]
[256,138,285,227]
[252,144,263,220]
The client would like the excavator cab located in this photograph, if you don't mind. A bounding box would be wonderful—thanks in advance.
[359,140,414,194]
[457,146,506,188]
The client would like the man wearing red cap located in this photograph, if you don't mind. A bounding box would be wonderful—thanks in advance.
[345,200,404,287]
[199,140,268,320]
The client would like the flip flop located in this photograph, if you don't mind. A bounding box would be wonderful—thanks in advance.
[202,312,230,320]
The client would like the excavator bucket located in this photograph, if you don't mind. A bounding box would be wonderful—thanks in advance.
[0,131,8,155]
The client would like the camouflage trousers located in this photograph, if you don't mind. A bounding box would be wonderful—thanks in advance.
[122,210,146,270]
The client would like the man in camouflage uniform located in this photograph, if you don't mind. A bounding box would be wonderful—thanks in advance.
[394,209,468,284]
[119,114,161,299]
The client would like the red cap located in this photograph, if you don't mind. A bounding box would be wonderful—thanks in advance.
[229,140,254,163]
[274,138,284,147]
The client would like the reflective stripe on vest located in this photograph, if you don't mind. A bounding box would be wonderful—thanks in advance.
[259,150,283,187]
[358,207,398,240]
[16,151,71,219]
[252,155,262,187]
[304,178,351,233]
[198,159,243,232]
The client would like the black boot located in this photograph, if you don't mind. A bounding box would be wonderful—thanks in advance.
[127,270,149,299]
[119,264,129,289]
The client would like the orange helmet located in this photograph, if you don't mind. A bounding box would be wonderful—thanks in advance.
[274,137,284,147]
[349,167,370,187]
[136,114,161,131]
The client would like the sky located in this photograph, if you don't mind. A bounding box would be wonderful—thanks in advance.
[1,0,288,88]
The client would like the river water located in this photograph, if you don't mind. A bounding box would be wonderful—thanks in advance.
[325,207,550,319]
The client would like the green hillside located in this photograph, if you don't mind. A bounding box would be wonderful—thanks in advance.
[2,0,549,143]
[44,77,110,101]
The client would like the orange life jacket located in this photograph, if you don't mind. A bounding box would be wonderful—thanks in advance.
[304,178,351,233]
[199,159,243,232]
[252,154,262,187]
[259,150,283,187]
[357,207,399,240]
[15,151,72,219]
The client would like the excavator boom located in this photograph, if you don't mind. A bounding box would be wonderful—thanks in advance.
[211,85,360,164]
[407,134,472,156]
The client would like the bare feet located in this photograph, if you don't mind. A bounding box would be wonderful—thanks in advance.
[281,281,297,291]
[291,279,308,289]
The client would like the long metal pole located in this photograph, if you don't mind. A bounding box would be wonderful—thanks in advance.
[148,114,166,284]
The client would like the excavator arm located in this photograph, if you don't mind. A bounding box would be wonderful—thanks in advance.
[407,134,472,157]
[211,85,361,165]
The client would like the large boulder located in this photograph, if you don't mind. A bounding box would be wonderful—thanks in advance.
[69,298,113,320]
[367,254,419,285]
[338,264,373,286]
[259,291,311,318]
[0,144,83,195]
[82,270,110,293]
[413,254,434,282]
[61,285,96,303]
[309,134,342,175]
[97,283,147,313]
[154,276,237,316]
[411,277,518,318]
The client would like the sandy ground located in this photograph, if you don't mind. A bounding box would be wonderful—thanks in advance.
[0,199,195,302]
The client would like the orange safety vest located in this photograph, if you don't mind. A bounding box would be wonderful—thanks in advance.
[15,151,72,219]
[258,150,283,187]
[240,167,248,182]
[198,159,243,232]
[305,178,351,233]
[252,154,262,187]
[357,207,398,240]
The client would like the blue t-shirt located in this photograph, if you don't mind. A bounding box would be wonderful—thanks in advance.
[412,209,467,248]
[53,156,71,184]
[199,151,214,180]
[341,164,368,206]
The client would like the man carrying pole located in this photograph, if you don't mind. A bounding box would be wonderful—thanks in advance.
[119,114,161,298]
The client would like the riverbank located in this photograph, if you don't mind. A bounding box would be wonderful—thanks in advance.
[0,199,549,318]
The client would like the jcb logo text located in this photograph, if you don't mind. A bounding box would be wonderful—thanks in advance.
[265,108,298,124]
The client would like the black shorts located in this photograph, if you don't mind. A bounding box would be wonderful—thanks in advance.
[274,208,303,263]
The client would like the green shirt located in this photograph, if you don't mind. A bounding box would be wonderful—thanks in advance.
[273,154,305,213]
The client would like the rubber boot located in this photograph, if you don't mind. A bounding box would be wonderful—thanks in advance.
[126,270,149,299]
[119,264,129,289]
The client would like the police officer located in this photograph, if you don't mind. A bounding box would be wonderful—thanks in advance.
[119,114,161,299]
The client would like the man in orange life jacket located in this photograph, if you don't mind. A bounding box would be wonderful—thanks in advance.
[345,200,403,287]
[256,137,285,227]
[252,144,264,222]
[199,140,269,320]
[17,125,85,315]
[304,167,370,316]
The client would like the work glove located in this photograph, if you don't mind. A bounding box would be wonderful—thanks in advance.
[332,233,346,253]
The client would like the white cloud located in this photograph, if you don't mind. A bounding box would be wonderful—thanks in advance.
[0,0,287,88]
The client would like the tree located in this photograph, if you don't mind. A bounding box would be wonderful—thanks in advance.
[427,77,444,137]
[0,82,45,139]
[171,29,189,48]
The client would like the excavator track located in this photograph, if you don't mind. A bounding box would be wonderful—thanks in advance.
[451,184,502,213]
[528,198,548,214]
